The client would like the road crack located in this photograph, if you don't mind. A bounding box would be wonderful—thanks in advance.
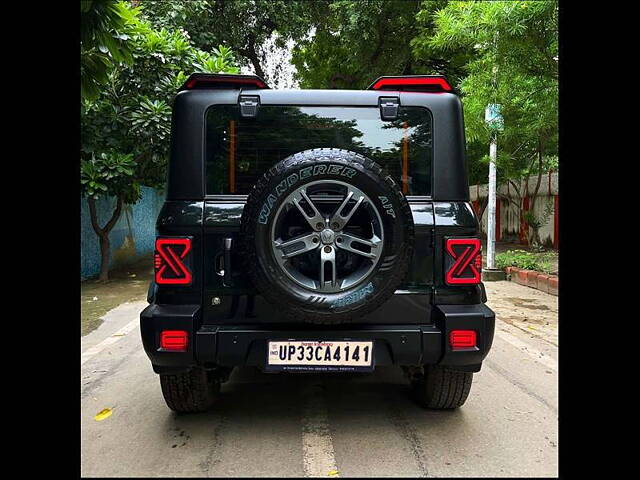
[484,358,558,415]
[384,392,429,477]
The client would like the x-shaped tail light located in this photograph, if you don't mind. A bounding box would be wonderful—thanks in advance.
[154,237,193,285]
[444,238,482,285]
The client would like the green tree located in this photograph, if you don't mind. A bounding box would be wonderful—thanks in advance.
[81,3,240,281]
[81,152,139,282]
[81,0,139,100]
[291,0,473,89]
[425,0,558,246]
[139,0,320,84]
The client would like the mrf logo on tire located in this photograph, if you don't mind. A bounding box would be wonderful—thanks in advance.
[258,164,357,224]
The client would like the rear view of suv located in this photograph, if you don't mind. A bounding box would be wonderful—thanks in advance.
[140,73,495,413]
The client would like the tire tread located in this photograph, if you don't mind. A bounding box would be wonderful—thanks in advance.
[159,368,219,413]
[413,365,473,409]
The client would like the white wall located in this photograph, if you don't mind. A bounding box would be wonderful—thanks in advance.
[470,171,558,247]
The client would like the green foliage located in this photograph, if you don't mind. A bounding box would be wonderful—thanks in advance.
[423,1,557,245]
[429,2,558,80]
[495,249,556,274]
[81,2,240,200]
[291,0,472,89]
[139,0,318,82]
[81,1,241,279]
[81,0,140,100]
[81,152,138,202]
[426,1,558,169]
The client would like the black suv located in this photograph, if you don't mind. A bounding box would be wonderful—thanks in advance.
[141,73,495,412]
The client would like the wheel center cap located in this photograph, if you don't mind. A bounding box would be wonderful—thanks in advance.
[320,229,335,244]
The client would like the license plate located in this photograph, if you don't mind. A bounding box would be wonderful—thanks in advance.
[266,340,374,372]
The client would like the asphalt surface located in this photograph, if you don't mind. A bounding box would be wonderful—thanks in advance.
[81,281,558,477]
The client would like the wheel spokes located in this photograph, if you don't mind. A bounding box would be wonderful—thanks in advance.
[335,233,381,259]
[272,179,385,293]
[319,246,337,291]
[291,188,325,231]
[329,190,365,230]
[274,233,321,259]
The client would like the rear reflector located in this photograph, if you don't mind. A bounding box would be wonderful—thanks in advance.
[160,330,189,351]
[450,330,477,350]
[179,73,269,91]
[368,75,453,93]
[155,237,193,285]
[444,238,482,285]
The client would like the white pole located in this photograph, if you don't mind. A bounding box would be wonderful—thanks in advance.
[487,132,497,270]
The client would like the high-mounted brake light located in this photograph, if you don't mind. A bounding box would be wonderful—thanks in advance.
[160,330,189,351]
[154,237,193,285]
[444,238,482,285]
[450,330,477,350]
[368,75,453,93]
[179,73,269,91]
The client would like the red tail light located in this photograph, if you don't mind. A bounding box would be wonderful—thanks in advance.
[444,238,482,285]
[155,237,193,285]
[450,330,477,350]
[160,330,188,351]
[368,75,453,93]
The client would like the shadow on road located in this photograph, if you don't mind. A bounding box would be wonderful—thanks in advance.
[164,366,467,428]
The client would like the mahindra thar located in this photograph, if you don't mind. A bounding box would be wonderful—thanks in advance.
[140,73,495,413]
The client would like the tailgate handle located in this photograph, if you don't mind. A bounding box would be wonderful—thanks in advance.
[223,238,233,286]
[239,95,260,118]
[379,96,400,121]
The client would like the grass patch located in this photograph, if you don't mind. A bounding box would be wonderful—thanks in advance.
[495,249,557,275]
[81,256,153,336]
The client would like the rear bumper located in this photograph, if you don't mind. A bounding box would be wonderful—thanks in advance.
[140,303,495,374]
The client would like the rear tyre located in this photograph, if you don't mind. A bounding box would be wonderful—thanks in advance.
[411,365,473,409]
[159,367,220,413]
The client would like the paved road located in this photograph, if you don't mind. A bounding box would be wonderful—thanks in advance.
[81,281,558,477]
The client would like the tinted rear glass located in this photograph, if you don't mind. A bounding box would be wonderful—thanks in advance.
[205,105,432,196]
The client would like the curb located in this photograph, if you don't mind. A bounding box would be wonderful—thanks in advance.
[504,267,558,296]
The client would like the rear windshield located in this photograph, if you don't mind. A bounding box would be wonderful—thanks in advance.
[205,105,432,196]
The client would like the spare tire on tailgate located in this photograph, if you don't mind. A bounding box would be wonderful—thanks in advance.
[240,148,414,324]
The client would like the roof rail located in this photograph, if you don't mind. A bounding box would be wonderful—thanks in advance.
[178,73,270,91]
[368,75,453,93]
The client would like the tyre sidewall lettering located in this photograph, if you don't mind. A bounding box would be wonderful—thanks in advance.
[258,164,358,225]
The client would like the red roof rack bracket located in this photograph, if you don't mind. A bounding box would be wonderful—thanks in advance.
[368,75,453,93]
[179,73,270,91]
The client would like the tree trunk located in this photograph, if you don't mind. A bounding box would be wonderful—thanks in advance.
[239,40,266,80]
[98,233,111,282]
[248,53,265,80]
[504,179,524,243]
[87,196,124,282]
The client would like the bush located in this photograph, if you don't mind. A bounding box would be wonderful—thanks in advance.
[495,249,556,274]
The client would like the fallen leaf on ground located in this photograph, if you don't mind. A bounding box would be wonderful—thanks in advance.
[94,408,113,421]
[328,470,339,477]
[112,333,125,337]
